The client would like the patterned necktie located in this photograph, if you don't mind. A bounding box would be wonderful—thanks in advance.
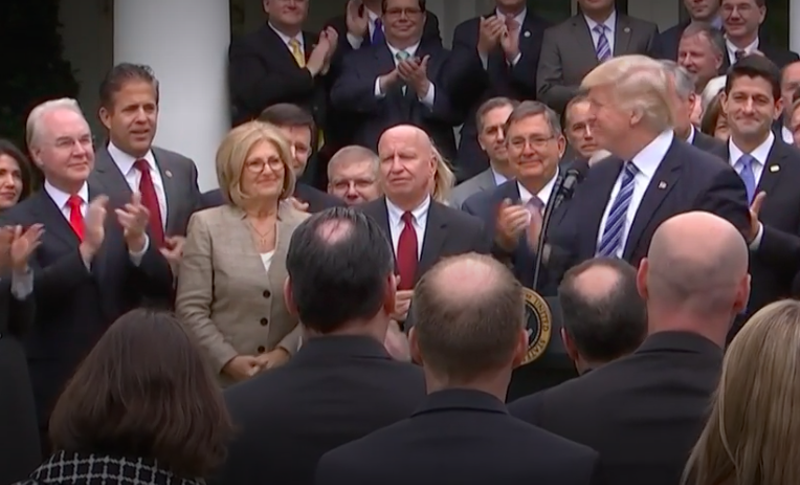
[597,161,638,258]
[396,51,410,94]
[67,194,84,241]
[288,39,305,67]
[736,154,757,203]
[735,49,746,61]
[372,18,385,45]
[505,16,520,39]
[594,24,612,62]
[134,159,165,246]
[396,212,418,291]
[526,196,544,216]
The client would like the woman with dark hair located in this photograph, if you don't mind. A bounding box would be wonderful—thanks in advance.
[0,139,37,209]
[14,309,233,485]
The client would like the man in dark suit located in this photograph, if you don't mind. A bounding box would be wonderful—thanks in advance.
[537,0,660,114]
[562,93,600,163]
[200,104,345,213]
[215,208,426,485]
[228,0,336,129]
[713,55,800,328]
[330,0,461,163]
[316,253,602,485]
[446,0,551,181]
[90,63,201,265]
[658,0,721,60]
[533,55,750,284]
[719,0,799,70]
[3,99,174,451]
[510,211,750,485]
[361,125,489,327]
[677,22,726,93]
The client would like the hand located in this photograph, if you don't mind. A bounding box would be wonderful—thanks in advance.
[307,34,333,76]
[159,235,185,273]
[384,321,410,361]
[115,192,151,247]
[222,355,261,381]
[391,276,414,321]
[255,348,290,371]
[10,224,43,273]
[286,196,310,212]
[319,26,339,74]
[397,55,431,97]
[346,0,368,38]
[496,198,531,251]
[0,226,15,271]
[748,191,766,243]
[500,19,520,61]
[378,68,401,93]
[477,16,505,55]
[525,206,544,251]
[81,195,109,258]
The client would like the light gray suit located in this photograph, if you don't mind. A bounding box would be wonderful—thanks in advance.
[450,169,499,210]
[90,144,202,237]
[536,13,660,113]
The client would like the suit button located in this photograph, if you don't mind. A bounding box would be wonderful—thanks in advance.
[262,290,270,298]
[257,345,266,353]
[260,317,268,326]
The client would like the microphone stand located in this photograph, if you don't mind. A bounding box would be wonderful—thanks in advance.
[531,174,565,293]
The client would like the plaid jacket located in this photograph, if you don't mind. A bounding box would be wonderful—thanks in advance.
[13,450,205,485]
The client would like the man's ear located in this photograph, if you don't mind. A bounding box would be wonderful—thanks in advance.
[409,327,422,365]
[283,276,298,317]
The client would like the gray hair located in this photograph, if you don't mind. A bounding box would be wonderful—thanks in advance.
[504,100,562,137]
[681,22,725,58]
[327,145,379,180]
[26,98,86,148]
[660,60,698,99]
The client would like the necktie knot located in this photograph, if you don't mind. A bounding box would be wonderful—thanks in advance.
[134,158,149,173]
[593,24,607,34]
[526,196,544,213]
[735,49,746,61]
[395,50,410,61]
[737,153,755,169]
[623,161,639,177]
[505,16,519,30]
[401,211,414,225]
[67,194,82,210]
[288,38,300,48]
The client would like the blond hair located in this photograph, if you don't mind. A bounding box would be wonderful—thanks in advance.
[430,142,455,205]
[26,98,86,148]
[581,55,673,132]
[215,121,296,208]
[683,299,800,485]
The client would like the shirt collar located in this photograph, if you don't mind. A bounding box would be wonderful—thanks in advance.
[387,41,420,58]
[729,131,774,167]
[725,36,759,58]
[516,169,559,206]
[496,7,527,27]
[686,125,696,144]
[367,8,380,23]
[628,129,674,178]
[584,9,617,33]
[44,179,89,210]
[782,125,794,144]
[491,168,509,186]
[269,22,303,46]
[709,16,723,30]
[386,195,430,227]
[107,141,156,176]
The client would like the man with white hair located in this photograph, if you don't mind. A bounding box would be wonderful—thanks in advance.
[0,98,174,451]
[527,55,750,282]
[326,145,381,205]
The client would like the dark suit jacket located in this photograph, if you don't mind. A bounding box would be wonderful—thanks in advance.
[720,40,800,71]
[330,42,460,162]
[199,184,344,213]
[229,24,329,127]
[90,144,202,237]
[710,140,800,317]
[509,331,723,485]
[0,285,40,484]
[327,10,442,54]
[0,186,174,433]
[214,335,426,485]
[316,389,603,485]
[361,197,490,287]
[656,20,691,60]
[692,129,726,153]
[547,138,750,282]
[537,14,660,113]
[446,12,551,181]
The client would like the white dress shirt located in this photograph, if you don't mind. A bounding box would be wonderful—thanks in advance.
[270,22,305,56]
[585,10,617,55]
[686,125,697,144]
[517,170,558,211]
[107,142,168,229]
[782,125,794,144]
[596,130,674,258]
[729,132,773,248]
[374,41,435,107]
[386,195,430,260]
[346,8,381,49]
[480,8,527,69]
[725,37,759,65]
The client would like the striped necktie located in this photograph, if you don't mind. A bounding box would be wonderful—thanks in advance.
[594,24,611,62]
[597,161,638,258]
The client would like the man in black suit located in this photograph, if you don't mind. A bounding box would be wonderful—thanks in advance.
[215,208,426,485]
[2,99,174,451]
[661,60,726,152]
[510,211,750,485]
[713,55,800,327]
[719,0,799,70]
[446,0,551,181]
[201,104,344,213]
[532,55,750,283]
[361,124,489,328]
[677,22,725,93]
[659,0,721,60]
[330,0,461,163]
[316,253,602,485]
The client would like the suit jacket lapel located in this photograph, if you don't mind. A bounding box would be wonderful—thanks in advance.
[623,141,682,260]
[757,141,786,196]
[582,160,622,251]
[572,16,600,72]
[262,24,302,69]
[478,170,497,191]
[614,14,632,56]
[418,202,447,283]
[372,198,396,273]
[93,145,133,200]
[32,190,79,249]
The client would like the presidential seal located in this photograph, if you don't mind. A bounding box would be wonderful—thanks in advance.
[521,288,552,365]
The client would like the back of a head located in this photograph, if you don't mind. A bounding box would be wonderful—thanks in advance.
[411,253,525,383]
[258,103,315,132]
[644,212,749,328]
[684,300,800,485]
[286,207,394,333]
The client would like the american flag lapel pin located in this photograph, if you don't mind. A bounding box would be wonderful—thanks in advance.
[658,181,667,189]
[523,31,531,38]
[165,170,173,178]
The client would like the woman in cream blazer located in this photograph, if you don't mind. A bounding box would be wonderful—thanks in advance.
[177,121,308,386]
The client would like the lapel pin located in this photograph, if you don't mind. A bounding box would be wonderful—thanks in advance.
[658,181,667,189]
[165,170,173,178]
[523,31,531,38]
[769,165,780,172]
[624,27,630,33]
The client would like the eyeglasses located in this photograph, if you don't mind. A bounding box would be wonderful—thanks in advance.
[509,136,555,150]
[244,158,284,173]
[384,7,422,17]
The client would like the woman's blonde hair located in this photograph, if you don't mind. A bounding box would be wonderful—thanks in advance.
[430,142,455,205]
[683,299,800,485]
[215,121,296,208]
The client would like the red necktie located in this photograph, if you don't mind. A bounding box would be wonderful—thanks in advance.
[67,194,84,241]
[134,159,164,246]
[396,212,418,291]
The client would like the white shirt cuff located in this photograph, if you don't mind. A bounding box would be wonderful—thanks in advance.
[10,268,33,300]
[374,77,386,98]
[479,52,489,70]
[749,223,764,250]
[129,235,150,266]
[418,83,435,108]
[509,52,522,66]
[346,32,363,50]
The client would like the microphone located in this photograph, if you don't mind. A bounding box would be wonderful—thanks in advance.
[531,160,590,292]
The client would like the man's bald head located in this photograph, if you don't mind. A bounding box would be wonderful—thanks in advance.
[377,124,437,210]
[642,211,749,319]
[411,253,526,382]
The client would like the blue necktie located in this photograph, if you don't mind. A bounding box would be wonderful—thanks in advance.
[597,162,638,258]
[736,154,757,203]
[372,18,385,45]
[594,24,611,62]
